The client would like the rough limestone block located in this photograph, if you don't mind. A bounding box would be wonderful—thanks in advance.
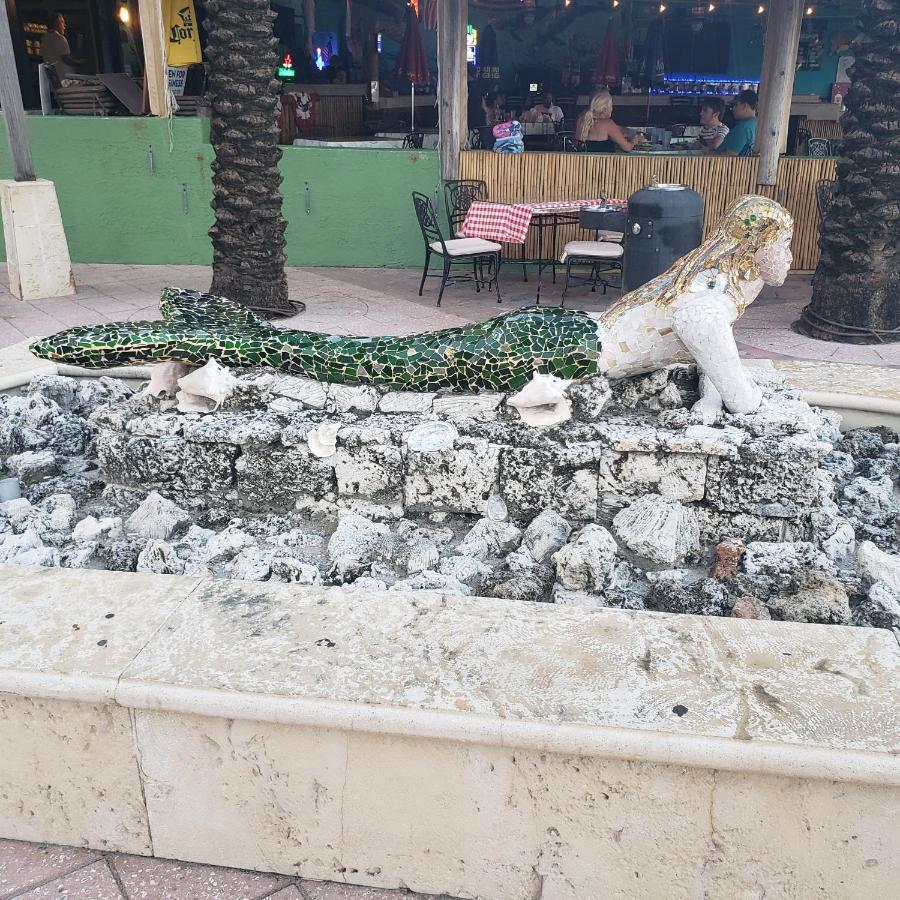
[432,393,504,420]
[236,445,335,508]
[0,179,75,300]
[334,444,404,506]
[269,375,328,409]
[705,434,824,517]
[404,438,499,514]
[598,451,707,506]
[613,495,700,565]
[500,446,601,521]
[378,391,436,414]
[97,433,237,493]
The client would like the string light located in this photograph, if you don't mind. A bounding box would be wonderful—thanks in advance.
[806,5,814,13]
[708,2,715,10]
[564,0,571,6]
[612,0,619,6]
[117,2,130,24]
[757,4,765,12]
[659,3,666,11]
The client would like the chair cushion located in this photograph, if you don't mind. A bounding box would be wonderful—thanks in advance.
[430,238,503,257]
[560,241,624,262]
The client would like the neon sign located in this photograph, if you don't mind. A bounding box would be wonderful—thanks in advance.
[277,53,295,78]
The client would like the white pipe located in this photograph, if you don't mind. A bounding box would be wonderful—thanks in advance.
[38,64,52,116]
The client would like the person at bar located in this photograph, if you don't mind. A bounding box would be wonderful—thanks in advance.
[576,91,636,153]
[482,91,508,127]
[698,97,729,152]
[526,91,564,125]
[40,13,83,83]
[716,90,758,157]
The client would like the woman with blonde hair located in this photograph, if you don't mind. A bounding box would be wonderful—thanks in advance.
[576,90,636,152]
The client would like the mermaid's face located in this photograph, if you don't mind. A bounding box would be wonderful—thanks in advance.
[754,230,793,286]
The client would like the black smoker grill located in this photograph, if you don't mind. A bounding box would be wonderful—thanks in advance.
[622,183,705,292]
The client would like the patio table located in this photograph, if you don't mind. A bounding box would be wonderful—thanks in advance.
[462,198,625,300]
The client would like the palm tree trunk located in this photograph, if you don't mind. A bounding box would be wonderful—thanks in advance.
[204,0,294,317]
[798,0,900,343]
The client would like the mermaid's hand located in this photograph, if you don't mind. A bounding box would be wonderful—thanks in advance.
[672,293,763,415]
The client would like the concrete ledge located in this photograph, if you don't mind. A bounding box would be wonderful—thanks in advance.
[1,566,898,897]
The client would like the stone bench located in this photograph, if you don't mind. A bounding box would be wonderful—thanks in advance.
[1,565,897,898]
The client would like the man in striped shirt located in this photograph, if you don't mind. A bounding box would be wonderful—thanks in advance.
[698,97,729,152]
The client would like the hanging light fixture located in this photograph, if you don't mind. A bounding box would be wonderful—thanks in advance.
[117,2,130,24]
[612,0,619,7]
[757,4,765,12]
[806,5,814,14]
[659,3,667,12]
[708,2,715,10]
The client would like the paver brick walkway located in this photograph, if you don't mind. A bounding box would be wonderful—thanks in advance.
[1,264,899,368]
[0,838,447,900]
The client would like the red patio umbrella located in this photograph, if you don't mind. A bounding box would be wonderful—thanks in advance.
[396,2,430,131]
[594,22,620,88]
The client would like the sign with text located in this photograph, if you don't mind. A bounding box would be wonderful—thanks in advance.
[167,66,188,96]
[165,0,202,67]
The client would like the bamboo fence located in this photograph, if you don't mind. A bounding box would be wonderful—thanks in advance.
[313,96,365,136]
[459,151,837,271]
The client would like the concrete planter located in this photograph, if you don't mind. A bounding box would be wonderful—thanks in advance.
[0,565,898,899]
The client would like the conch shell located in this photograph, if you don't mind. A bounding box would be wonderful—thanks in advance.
[175,358,237,413]
[144,362,194,399]
[507,372,572,427]
[307,420,341,458]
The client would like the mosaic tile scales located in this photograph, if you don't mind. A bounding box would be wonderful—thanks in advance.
[29,289,602,393]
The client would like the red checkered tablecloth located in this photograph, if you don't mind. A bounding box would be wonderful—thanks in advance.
[462,198,625,244]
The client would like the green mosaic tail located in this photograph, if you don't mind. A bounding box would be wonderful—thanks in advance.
[29,288,601,392]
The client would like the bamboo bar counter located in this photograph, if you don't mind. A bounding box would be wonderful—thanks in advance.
[459,151,837,272]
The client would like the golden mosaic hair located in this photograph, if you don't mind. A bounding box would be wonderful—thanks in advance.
[718,195,794,251]
[601,195,794,324]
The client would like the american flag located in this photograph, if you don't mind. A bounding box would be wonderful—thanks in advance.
[421,0,438,30]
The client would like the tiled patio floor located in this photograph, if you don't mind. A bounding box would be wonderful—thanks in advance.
[1,263,899,367]
[0,838,447,900]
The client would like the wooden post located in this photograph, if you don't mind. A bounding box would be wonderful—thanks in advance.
[756,0,804,186]
[438,0,466,182]
[0,0,34,180]
[138,0,169,117]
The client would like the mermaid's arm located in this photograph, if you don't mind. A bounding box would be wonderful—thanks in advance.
[671,293,762,415]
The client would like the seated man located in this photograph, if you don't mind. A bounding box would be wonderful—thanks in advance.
[527,91,564,125]
[698,97,729,152]
[40,13,82,84]
[716,90,758,157]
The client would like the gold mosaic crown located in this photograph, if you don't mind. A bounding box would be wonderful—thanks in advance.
[720,195,794,249]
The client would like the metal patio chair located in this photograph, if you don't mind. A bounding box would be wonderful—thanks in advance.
[807,137,834,157]
[412,192,502,307]
[443,179,488,237]
[559,239,624,307]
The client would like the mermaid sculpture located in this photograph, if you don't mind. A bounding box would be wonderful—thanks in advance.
[30,195,793,417]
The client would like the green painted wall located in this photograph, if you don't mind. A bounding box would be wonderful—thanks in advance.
[0,117,440,267]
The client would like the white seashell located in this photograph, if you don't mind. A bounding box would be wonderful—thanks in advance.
[514,397,572,428]
[407,420,458,453]
[175,390,216,414]
[176,358,237,410]
[485,494,508,522]
[507,372,573,428]
[307,420,341,458]
[144,362,194,399]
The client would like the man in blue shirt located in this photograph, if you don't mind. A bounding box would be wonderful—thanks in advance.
[717,90,758,157]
